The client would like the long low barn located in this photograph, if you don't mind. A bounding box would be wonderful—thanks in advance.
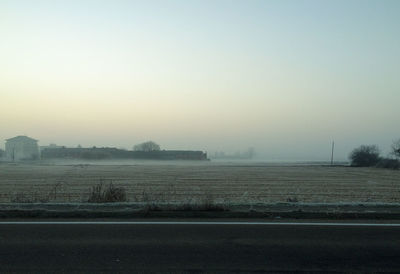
[41,147,208,160]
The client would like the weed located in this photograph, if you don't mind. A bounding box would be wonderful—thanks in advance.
[287,196,299,203]
[87,181,127,203]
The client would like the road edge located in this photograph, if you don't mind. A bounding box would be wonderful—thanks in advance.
[1,202,400,219]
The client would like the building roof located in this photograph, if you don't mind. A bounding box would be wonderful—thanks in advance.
[6,135,38,142]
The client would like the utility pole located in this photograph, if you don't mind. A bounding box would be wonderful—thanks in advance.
[330,141,335,166]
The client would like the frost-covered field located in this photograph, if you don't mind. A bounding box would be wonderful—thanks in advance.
[0,163,399,203]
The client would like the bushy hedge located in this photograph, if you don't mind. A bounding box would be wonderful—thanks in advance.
[349,145,381,167]
[376,158,400,170]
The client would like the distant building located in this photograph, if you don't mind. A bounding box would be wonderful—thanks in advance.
[40,143,63,152]
[5,136,39,161]
[41,146,208,160]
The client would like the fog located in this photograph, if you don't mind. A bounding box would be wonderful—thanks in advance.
[1,0,399,162]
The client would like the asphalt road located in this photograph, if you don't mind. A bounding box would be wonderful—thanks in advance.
[0,221,399,273]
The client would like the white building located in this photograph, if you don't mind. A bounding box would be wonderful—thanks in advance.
[5,136,39,161]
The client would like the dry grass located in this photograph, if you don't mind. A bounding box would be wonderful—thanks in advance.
[10,191,50,203]
[0,163,399,204]
[87,180,127,203]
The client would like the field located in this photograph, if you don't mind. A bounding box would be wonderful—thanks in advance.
[0,163,399,204]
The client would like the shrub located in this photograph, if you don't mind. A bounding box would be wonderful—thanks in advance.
[88,181,127,203]
[349,145,381,167]
[376,158,400,170]
[392,139,400,159]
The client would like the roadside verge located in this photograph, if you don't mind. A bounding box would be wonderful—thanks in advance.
[1,202,400,219]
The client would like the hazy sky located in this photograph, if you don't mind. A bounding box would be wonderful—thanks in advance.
[1,0,399,161]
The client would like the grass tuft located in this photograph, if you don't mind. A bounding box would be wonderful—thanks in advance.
[87,181,127,203]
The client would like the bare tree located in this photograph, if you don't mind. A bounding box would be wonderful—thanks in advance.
[133,141,161,152]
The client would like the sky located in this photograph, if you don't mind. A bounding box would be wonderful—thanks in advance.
[1,0,399,161]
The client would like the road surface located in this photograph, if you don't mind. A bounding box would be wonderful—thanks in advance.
[0,220,399,273]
